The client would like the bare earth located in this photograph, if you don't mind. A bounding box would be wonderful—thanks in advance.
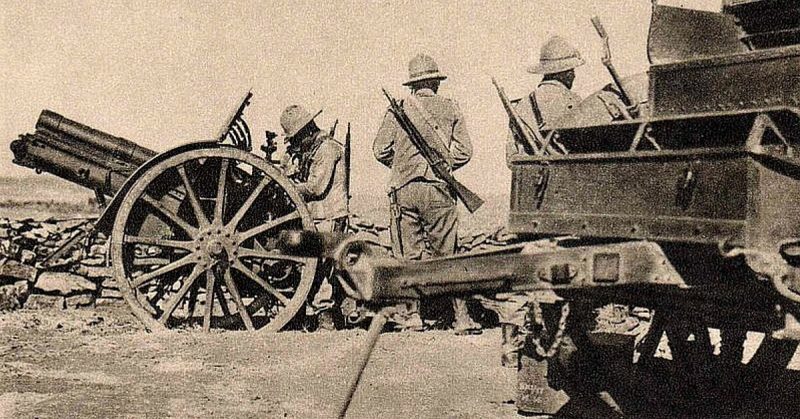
[0,305,519,419]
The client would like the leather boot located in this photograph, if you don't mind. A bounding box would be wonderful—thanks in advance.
[387,300,424,332]
[501,323,521,368]
[317,310,336,332]
[452,298,482,335]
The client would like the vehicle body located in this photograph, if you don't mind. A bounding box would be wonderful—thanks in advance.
[319,1,800,416]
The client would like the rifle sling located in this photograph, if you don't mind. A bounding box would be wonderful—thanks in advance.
[404,95,453,159]
[528,91,545,129]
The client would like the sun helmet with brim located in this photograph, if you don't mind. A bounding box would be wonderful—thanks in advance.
[403,53,448,86]
[280,105,322,139]
[527,35,585,75]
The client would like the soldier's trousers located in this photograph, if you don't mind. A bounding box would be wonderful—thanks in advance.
[306,216,347,316]
[389,181,468,326]
[391,181,457,260]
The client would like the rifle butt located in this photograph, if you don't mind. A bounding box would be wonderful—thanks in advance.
[452,180,484,213]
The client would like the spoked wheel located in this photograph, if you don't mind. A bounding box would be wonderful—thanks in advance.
[110,146,317,332]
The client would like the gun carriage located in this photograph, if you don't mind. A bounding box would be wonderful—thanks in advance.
[10,95,322,333]
[277,1,800,417]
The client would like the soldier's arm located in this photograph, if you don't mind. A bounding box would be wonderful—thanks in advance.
[279,152,299,178]
[295,142,340,198]
[372,111,396,167]
[449,101,472,170]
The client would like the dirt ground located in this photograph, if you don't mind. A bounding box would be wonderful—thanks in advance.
[0,304,521,419]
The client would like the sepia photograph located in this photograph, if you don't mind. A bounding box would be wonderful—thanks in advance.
[2,0,800,417]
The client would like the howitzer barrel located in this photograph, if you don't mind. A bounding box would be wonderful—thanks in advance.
[36,110,156,166]
[11,110,158,197]
[11,133,130,196]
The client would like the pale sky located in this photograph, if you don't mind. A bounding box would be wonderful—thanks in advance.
[1,0,721,205]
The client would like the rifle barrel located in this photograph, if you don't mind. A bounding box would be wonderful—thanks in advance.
[382,89,483,213]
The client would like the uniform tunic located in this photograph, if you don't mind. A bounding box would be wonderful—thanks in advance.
[506,80,582,158]
[285,130,348,315]
[293,131,348,222]
[372,88,472,260]
[373,88,472,191]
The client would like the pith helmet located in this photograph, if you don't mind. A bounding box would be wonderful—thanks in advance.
[527,35,585,75]
[403,54,447,86]
[280,105,322,138]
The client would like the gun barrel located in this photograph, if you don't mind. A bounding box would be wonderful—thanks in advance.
[36,110,156,166]
[12,110,158,197]
[11,133,130,196]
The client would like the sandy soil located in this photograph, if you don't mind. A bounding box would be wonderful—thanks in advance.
[0,305,520,419]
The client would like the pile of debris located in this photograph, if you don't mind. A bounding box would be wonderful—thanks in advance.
[0,217,119,311]
[347,214,519,253]
[0,215,520,312]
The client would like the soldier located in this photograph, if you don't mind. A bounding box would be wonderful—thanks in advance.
[493,36,586,367]
[507,35,585,157]
[373,53,482,335]
[279,105,348,331]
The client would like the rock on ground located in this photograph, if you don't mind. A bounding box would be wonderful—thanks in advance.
[0,280,29,311]
[65,293,95,309]
[23,294,65,310]
[34,272,96,296]
[0,260,38,284]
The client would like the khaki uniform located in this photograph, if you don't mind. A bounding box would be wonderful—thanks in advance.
[506,80,582,158]
[292,131,348,222]
[373,87,471,260]
[373,87,477,330]
[284,130,348,316]
[373,89,472,260]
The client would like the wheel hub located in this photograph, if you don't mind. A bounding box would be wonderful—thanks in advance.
[197,227,238,262]
[207,240,225,257]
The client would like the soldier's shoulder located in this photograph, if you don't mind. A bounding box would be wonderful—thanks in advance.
[434,95,463,112]
[318,135,343,154]
[536,82,570,97]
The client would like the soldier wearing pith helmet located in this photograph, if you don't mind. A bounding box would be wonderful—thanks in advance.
[279,104,348,331]
[528,35,585,124]
[506,35,585,157]
[373,53,482,335]
[495,35,586,366]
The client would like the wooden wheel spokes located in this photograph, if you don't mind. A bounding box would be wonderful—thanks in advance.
[236,247,310,264]
[202,270,216,331]
[112,147,317,332]
[231,260,291,306]
[123,235,194,251]
[131,255,194,288]
[140,193,198,237]
[222,267,254,331]
[158,265,204,325]
[237,211,301,242]
[227,176,273,230]
[177,165,210,228]
[214,158,229,224]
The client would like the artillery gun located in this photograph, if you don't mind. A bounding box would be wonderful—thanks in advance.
[283,1,800,417]
[10,95,323,333]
